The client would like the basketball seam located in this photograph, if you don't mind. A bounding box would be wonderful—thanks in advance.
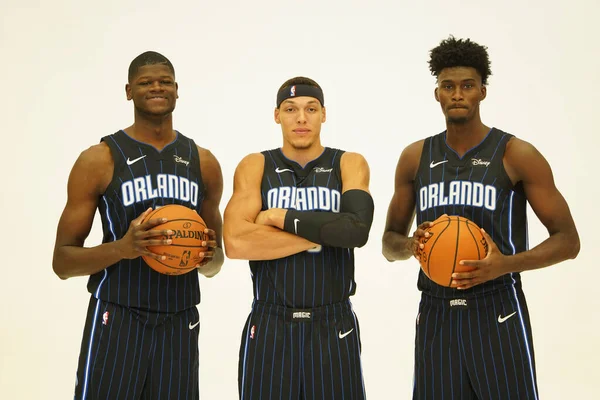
[156,218,206,225]
[426,215,451,279]
[449,216,461,286]
[143,256,197,271]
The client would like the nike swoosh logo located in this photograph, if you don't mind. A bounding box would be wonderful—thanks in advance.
[275,167,293,173]
[294,218,299,234]
[429,160,449,168]
[126,155,147,165]
[338,329,354,339]
[497,311,517,323]
[189,320,200,329]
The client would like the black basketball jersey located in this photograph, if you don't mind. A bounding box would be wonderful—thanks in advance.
[251,147,356,308]
[414,128,528,298]
[88,130,204,312]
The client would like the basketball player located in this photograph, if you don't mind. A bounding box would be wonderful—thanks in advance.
[52,51,224,399]
[223,77,374,399]
[382,36,580,399]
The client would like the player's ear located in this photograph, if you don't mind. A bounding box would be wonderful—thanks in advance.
[321,106,326,123]
[274,107,281,124]
[480,85,487,102]
[175,82,179,99]
[434,87,440,102]
[126,83,132,101]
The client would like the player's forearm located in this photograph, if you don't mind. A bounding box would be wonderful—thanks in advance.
[265,190,374,248]
[52,241,124,279]
[224,223,316,261]
[505,230,580,273]
[198,247,224,278]
[382,231,413,261]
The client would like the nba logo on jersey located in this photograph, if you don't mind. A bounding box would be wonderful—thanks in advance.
[102,311,109,325]
[250,325,255,339]
[290,85,296,96]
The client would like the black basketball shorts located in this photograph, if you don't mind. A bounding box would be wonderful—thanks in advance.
[413,288,539,400]
[239,300,366,400]
[73,296,200,399]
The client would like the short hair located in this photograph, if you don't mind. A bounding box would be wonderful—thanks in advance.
[128,51,175,82]
[428,36,492,85]
[277,76,322,94]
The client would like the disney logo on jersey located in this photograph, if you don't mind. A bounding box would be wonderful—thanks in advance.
[173,155,190,166]
[267,186,341,212]
[471,158,491,167]
[419,181,497,212]
[121,174,199,207]
[313,167,333,173]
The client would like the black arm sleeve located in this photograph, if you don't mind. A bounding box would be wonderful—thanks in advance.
[283,189,374,248]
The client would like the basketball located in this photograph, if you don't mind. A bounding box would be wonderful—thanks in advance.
[417,215,488,287]
[141,204,208,275]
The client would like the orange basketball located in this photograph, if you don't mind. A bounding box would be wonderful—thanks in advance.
[417,215,488,287]
[141,204,208,275]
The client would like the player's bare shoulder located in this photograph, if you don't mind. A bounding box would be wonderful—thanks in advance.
[236,152,266,174]
[504,136,540,159]
[340,151,370,182]
[401,139,426,163]
[503,137,549,184]
[73,142,114,193]
[196,145,223,181]
[340,151,369,169]
[397,139,426,181]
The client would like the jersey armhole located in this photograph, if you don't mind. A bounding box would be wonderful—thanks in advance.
[499,134,517,189]
[98,135,121,196]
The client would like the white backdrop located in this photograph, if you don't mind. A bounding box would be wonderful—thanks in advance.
[1,0,598,398]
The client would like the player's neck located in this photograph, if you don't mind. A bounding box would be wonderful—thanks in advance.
[445,118,491,158]
[280,143,325,168]
[126,114,176,150]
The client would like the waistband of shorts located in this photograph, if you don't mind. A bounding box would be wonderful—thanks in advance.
[252,300,353,322]
[420,288,523,310]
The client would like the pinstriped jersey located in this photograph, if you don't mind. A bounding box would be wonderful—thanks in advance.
[414,128,528,298]
[252,147,356,308]
[88,130,204,312]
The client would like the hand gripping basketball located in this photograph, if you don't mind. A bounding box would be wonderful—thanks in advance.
[141,205,209,275]
[417,215,488,287]
[118,207,175,261]
[451,228,507,290]
[410,220,436,261]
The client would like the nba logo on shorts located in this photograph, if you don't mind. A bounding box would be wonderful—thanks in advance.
[290,85,296,96]
[102,311,109,325]
[250,325,255,339]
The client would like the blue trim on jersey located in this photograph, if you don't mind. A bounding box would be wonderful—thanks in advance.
[508,192,516,254]
[82,299,102,400]
[94,196,114,298]
[444,127,494,160]
[509,276,539,400]
[101,196,117,242]
[350,303,366,397]
[240,308,254,400]
[507,190,538,399]
[277,147,326,169]
[119,129,180,153]
[332,149,339,166]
